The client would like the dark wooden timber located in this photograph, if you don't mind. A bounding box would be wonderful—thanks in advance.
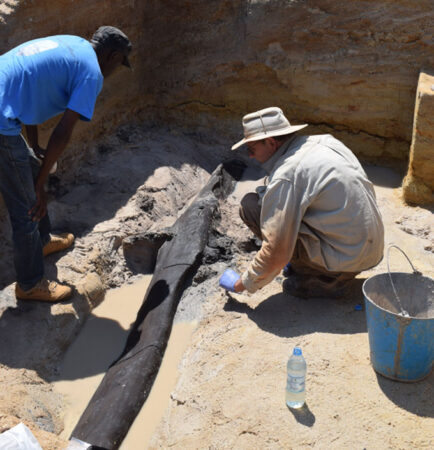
[71,160,245,449]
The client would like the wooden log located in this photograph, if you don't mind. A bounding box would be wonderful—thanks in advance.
[71,160,245,449]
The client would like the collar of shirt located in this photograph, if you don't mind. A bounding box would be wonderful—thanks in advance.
[261,134,297,174]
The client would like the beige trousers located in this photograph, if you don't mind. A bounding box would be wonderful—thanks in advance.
[239,192,358,281]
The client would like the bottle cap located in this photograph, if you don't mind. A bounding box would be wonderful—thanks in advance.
[293,347,302,356]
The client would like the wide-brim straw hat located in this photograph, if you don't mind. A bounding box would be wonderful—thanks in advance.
[231,106,308,150]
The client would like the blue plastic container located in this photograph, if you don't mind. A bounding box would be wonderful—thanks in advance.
[363,271,434,382]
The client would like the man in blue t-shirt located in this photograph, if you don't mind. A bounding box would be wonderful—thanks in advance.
[0,26,132,302]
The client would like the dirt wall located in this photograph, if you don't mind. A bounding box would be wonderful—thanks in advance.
[140,0,434,167]
[402,71,434,204]
[1,0,433,171]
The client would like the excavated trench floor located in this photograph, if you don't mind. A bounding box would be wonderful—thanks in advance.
[0,124,433,448]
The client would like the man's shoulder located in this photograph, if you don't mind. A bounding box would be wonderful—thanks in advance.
[48,35,89,47]
[12,35,95,68]
[285,134,354,163]
[54,35,100,78]
[270,134,345,179]
[16,35,89,54]
[283,134,326,158]
[53,35,94,59]
[290,133,336,149]
[277,134,321,167]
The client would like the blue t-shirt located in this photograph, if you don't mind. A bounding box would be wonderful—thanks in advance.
[0,35,103,135]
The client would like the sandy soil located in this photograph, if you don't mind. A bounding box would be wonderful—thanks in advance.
[0,126,432,448]
[0,125,231,447]
[149,163,434,449]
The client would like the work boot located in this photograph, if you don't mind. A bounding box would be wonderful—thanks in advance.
[15,278,72,302]
[282,272,355,299]
[43,233,75,256]
[282,262,293,277]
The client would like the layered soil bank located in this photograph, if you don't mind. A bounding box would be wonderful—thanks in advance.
[1,0,433,171]
[403,71,434,204]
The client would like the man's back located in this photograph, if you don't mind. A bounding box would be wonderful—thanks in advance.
[264,134,384,272]
[0,35,103,135]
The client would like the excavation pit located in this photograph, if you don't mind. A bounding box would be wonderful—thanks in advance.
[0,0,433,447]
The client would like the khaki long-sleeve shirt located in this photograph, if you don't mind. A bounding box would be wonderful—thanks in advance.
[241,134,384,293]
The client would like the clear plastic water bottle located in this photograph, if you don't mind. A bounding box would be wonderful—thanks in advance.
[286,347,306,408]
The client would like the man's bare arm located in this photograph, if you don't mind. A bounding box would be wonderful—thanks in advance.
[25,125,45,158]
[30,109,80,220]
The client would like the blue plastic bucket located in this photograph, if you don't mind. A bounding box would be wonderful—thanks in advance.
[362,247,434,382]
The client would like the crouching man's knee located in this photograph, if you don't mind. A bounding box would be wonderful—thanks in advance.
[239,192,262,240]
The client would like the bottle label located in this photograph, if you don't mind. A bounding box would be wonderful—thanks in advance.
[287,375,305,393]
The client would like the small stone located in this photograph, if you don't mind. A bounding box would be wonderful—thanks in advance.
[77,272,105,304]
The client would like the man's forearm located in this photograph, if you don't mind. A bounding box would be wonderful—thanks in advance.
[35,109,79,189]
[25,125,39,150]
[35,127,71,189]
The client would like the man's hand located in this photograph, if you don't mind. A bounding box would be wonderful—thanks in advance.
[33,144,46,160]
[29,182,47,221]
[219,269,245,293]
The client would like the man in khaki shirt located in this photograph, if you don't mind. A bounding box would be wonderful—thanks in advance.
[219,107,384,298]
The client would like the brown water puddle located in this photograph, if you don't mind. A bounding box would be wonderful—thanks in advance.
[53,275,196,448]
[120,321,196,448]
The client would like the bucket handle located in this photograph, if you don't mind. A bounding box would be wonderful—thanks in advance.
[386,245,421,317]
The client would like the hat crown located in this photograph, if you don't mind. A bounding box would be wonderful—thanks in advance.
[231,106,308,150]
[243,107,290,139]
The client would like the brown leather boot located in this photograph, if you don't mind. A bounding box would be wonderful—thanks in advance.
[15,278,72,302]
[43,233,75,256]
[282,272,357,299]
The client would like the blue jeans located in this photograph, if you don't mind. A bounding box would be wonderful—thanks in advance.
[0,133,51,290]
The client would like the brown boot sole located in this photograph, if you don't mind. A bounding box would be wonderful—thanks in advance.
[15,286,72,303]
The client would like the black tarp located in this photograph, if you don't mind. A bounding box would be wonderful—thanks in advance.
[71,161,245,449]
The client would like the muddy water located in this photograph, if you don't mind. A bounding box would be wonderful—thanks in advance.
[53,276,196,448]
[120,321,196,449]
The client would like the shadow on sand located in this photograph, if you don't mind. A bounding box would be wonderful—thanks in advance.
[224,278,434,418]
[224,278,367,338]
[0,127,234,289]
[0,286,131,382]
[0,293,138,382]
[375,372,434,418]
[287,403,316,427]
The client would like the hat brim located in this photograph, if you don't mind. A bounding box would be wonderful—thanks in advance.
[122,54,132,69]
[231,124,308,150]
